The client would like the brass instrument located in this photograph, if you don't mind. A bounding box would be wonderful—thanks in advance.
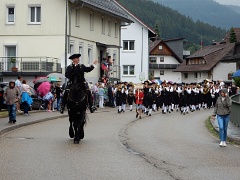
[202,84,209,94]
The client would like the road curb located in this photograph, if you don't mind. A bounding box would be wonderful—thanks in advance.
[0,114,68,136]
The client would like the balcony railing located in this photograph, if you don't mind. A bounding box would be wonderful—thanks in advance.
[0,57,61,74]
[149,63,179,69]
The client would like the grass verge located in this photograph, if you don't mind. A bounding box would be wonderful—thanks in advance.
[205,116,218,138]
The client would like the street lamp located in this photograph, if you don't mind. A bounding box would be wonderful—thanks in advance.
[64,0,68,85]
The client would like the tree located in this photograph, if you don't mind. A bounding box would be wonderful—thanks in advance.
[154,23,161,40]
[233,77,240,88]
[229,27,237,43]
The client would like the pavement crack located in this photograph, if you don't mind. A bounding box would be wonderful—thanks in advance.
[119,118,184,180]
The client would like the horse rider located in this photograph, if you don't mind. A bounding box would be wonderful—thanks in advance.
[60,53,97,113]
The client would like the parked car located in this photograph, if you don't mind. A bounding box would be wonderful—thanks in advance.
[0,83,42,111]
[0,82,9,111]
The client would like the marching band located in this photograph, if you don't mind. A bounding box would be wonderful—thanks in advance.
[112,79,237,119]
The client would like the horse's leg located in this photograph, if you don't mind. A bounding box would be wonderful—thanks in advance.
[79,111,86,139]
[68,108,74,138]
[73,113,81,144]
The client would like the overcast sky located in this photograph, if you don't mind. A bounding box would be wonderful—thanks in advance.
[214,0,240,6]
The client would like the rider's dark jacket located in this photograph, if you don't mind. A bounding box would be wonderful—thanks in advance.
[65,63,95,90]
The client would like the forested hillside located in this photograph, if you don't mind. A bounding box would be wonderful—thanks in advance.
[118,0,226,49]
[227,5,240,14]
[153,0,240,30]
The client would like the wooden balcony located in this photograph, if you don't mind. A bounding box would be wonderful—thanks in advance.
[149,63,179,69]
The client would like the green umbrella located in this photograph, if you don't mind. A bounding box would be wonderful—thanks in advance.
[48,76,61,82]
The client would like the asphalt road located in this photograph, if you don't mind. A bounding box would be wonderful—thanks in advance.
[1,108,240,180]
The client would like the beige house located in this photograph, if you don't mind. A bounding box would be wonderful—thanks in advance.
[0,0,131,85]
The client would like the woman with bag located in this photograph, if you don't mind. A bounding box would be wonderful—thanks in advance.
[21,80,33,116]
[212,88,232,147]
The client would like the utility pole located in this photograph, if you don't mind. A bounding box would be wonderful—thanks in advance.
[64,0,68,85]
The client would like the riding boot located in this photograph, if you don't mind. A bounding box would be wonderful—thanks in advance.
[60,90,69,114]
[87,90,94,113]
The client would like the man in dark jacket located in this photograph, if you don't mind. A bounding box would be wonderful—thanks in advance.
[107,83,114,107]
[4,80,21,123]
[60,54,97,113]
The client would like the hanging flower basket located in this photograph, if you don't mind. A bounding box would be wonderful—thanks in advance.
[11,67,18,72]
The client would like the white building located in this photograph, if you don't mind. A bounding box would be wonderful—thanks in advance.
[149,38,184,83]
[115,1,155,84]
[175,43,236,83]
[0,0,132,85]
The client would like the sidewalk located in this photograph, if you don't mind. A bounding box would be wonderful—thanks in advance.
[0,110,68,135]
[210,117,240,145]
[0,108,112,136]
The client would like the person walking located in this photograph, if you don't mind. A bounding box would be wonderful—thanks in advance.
[15,75,23,113]
[107,83,114,107]
[21,80,33,116]
[4,80,21,123]
[55,83,62,111]
[98,84,105,108]
[212,88,232,147]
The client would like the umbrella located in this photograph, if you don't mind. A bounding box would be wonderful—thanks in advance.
[37,81,51,96]
[151,79,162,85]
[232,70,240,78]
[48,76,61,82]
[33,76,49,84]
[47,73,65,80]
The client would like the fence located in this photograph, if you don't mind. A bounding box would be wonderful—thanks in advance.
[230,94,240,127]
[0,57,61,73]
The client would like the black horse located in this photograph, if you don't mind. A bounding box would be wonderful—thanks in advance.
[65,70,88,144]
[60,60,96,144]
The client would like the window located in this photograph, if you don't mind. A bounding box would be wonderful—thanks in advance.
[123,65,135,75]
[150,57,156,63]
[159,46,163,50]
[102,17,105,34]
[75,9,80,27]
[113,53,116,64]
[160,57,164,62]
[90,12,94,31]
[88,45,93,65]
[79,46,83,55]
[184,73,188,79]
[194,72,198,78]
[123,40,135,50]
[70,44,74,55]
[160,71,164,75]
[29,6,41,23]
[7,6,15,23]
[108,20,111,36]
[5,45,16,70]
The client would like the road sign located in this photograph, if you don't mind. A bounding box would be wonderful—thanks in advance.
[139,72,145,81]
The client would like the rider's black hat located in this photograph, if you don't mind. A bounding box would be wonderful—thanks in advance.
[69,54,81,60]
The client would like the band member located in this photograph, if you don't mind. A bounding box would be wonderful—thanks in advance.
[127,85,135,111]
[135,88,144,119]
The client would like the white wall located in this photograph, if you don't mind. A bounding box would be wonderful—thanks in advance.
[213,62,236,81]
[120,20,149,83]
[154,69,182,83]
